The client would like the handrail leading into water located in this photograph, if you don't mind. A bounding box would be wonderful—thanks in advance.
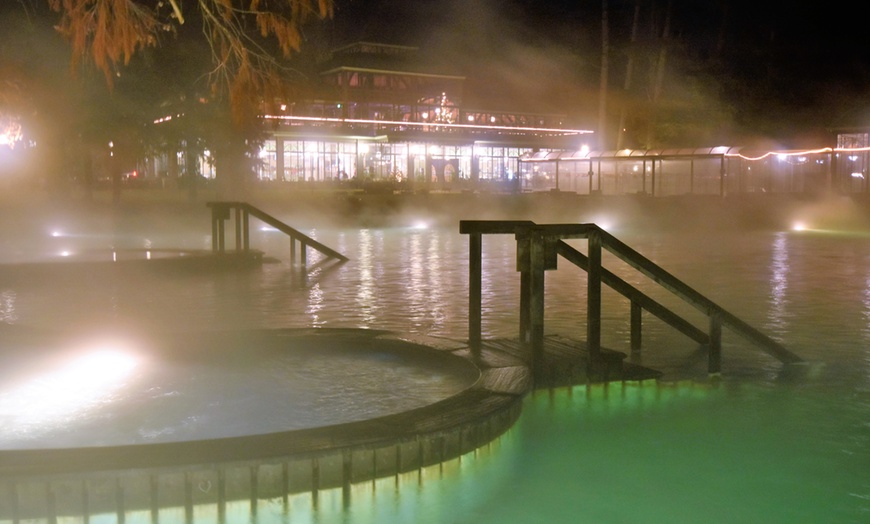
[460,220,801,378]
[593,227,799,365]
[554,241,709,346]
[207,202,348,266]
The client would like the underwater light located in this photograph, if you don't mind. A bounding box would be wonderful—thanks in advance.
[0,343,140,432]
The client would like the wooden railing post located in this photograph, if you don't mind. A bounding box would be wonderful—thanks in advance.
[630,300,642,351]
[217,214,226,253]
[468,232,482,357]
[517,232,531,343]
[529,230,546,381]
[242,208,250,251]
[587,227,602,362]
[234,206,242,251]
[709,311,722,375]
[519,271,531,343]
[211,212,219,252]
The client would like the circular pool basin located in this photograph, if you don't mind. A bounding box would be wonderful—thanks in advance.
[0,328,480,450]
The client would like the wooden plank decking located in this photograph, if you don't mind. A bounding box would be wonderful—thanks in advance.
[475,335,662,388]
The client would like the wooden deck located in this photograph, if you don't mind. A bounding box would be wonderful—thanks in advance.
[472,335,662,389]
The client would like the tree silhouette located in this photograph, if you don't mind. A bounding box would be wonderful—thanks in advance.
[41,1,333,199]
[48,0,333,125]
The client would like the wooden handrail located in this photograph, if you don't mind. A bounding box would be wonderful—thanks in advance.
[555,241,709,345]
[207,202,348,264]
[460,219,801,379]
[595,228,800,364]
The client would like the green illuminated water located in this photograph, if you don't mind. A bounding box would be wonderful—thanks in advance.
[104,380,868,523]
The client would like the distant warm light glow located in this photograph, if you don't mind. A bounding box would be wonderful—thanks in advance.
[0,117,23,148]
[792,222,807,231]
[153,113,183,124]
[593,216,615,231]
[851,172,864,179]
[410,220,429,230]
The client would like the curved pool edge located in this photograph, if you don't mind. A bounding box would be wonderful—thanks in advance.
[0,329,532,519]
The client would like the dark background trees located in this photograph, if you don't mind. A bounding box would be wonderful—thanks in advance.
[1,1,333,199]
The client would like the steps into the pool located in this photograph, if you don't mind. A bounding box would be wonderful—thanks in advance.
[207,201,348,266]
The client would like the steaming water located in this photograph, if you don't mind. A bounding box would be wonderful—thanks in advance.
[0,202,868,522]
[0,339,476,449]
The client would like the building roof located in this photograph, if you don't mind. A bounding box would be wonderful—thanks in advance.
[318,41,463,78]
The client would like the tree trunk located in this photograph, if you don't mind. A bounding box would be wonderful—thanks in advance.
[185,145,198,202]
[715,0,730,58]
[645,0,672,148]
[214,134,251,201]
[597,0,610,150]
[616,0,642,150]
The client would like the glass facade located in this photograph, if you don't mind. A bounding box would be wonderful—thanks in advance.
[517,145,870,197]
[255,138,539,191]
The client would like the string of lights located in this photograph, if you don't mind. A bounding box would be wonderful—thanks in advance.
[726,146,870,162]
[262,114,594,135]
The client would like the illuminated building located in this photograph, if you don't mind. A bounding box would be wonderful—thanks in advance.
[137,42,870,197]
[255,42,593,190]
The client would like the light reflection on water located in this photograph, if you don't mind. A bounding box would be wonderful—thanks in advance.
[768,231,791,331]
[2,224,870,394]
[1,216,870,521]
[2,222,870,370]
